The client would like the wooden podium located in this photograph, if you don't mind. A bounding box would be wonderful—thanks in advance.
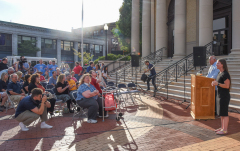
[190,74,215,119]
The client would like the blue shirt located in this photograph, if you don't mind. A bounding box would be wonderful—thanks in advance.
[206,61,219,89]
[148,63,156,75]
[48,65,58,77]
[7,81,22,95]
[34,64,47,75]
[49,76,57,85]
[15,96,39,118]
[76,84,97,100]
[87,66,93,73]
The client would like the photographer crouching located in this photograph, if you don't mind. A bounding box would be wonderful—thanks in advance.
[18,56,29,76]
[15,88,53,131]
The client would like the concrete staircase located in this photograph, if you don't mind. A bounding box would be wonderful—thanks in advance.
[109,54,240,111]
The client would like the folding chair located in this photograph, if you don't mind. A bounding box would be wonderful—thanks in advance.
[5,91,17,113]
[45,89,64,115]
[40,82,48,89]
[46,84,54,90]
[71,91,88,120]
[127,83,143,102]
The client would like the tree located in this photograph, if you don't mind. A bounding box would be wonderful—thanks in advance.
[73,48,93,65]
[18,40,40,56]
[112,0,142,55]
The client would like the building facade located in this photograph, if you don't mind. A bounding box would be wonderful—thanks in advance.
[132,0,240,58]
[0,20,105,67]
[72,22,121,60]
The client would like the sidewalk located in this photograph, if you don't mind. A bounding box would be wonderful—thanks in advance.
[0,95,239,151]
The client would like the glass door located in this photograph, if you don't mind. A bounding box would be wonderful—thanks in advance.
[212,30,228,56]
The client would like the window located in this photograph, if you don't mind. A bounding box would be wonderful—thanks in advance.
[95,45,100,53]
[213,18,226,30]
[111,48,115,51]
[101,30,104,34]
[97,31,99,35]
[18,36,21,44]
[78,43,81,50]
[64,41,71,51]
[94,31,97,35]
[53,40,56,49]
[0,33,5,46]
[45,39,53,48]
[61,41,64,50]
[100,45,103,52]
[41,39,44,48]
[70,42,74,48]
[22,36,31,41]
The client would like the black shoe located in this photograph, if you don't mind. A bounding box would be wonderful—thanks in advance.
[77,107,80,112]
[146,89,150,91]
[69,109,74,113]
[0,105,6,109]
[49,112,54,116]
[0,108,3,112]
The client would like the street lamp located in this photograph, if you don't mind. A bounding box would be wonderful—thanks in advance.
[104,24,108,60]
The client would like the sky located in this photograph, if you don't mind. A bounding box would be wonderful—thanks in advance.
[0,0,123,31]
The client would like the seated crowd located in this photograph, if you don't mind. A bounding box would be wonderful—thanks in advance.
[0,56,110,131]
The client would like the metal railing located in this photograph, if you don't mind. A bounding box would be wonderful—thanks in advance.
[107,53,131,74]
[153,42,213,96]
[115,47,166,86]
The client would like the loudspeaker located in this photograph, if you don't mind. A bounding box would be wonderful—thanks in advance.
[131,55,139,67]
[193,46,206,66]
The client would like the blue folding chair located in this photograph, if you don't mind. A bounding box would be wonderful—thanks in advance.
[45,89,63,115]
[40,82,48,89]
[71,91,88,120]
[127,83,142,102]
[46,84,54,90]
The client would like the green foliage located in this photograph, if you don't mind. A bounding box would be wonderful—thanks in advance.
[73,48,93,65]
[94,54,130,64]
[112,0,142,56]
[18,40,40,56]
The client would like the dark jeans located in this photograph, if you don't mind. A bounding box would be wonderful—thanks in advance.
[47,98,56,113]
[74,74,81,81]
[147,75,157,90]
[77,97,106,120]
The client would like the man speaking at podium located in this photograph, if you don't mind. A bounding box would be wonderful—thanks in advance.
[206,56,219,115]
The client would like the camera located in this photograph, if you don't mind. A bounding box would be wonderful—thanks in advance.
[19,57,27,71]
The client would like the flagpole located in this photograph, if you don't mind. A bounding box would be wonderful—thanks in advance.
[81,0,84,67]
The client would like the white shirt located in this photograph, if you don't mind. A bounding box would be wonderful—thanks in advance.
[102,70,107,77]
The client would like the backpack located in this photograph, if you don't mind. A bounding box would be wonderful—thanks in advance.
[141,73,148,82]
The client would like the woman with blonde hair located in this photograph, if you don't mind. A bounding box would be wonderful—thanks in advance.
[212,59,231,135]
[16,71,24,84]
[64,64,71,73]
[0,72,9,110]
[76,74,106,123]
[55,74,74,113]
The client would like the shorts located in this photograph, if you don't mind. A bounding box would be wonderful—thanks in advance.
[10,95,22,103]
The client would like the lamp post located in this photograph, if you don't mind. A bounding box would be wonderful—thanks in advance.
[104,24,108,60]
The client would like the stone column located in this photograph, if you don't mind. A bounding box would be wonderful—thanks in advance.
[151,0,155,53]
[57,39,61,67]
[156,0,167,56]
[231,0,240,55]
[131,0,139,54]
[142,0,151,57]
[199,0,213,46]
[174,0,186,58]
[74,42,78,63]
[12,33,18,56]
[36,37,41,57]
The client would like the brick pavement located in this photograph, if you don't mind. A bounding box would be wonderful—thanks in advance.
[0,94,239,151]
